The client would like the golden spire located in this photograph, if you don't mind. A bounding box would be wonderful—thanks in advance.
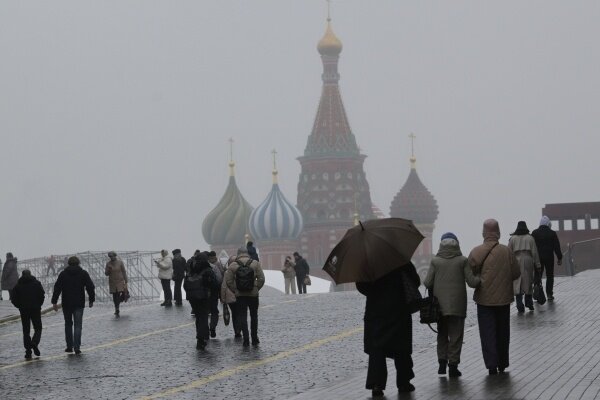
[271,148,279,184]
[228,137,236,176]
[353,192,360,226]
[317,0,343,56]
[409,133,417,169]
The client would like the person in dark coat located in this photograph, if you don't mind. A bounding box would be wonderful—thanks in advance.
[51,256,95,355]
[1,253,19,301]
[531,216,562,301]
[293,252,310,294]
[356,263,420,397]
[172,249,186,306]
[11,269,45,359]
[247,241,260,261]
[184,253,217,350]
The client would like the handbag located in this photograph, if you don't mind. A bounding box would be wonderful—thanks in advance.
[419,288,441,331]
[119,283,130,303]
[533,281,546,305]
[303,275,312,286]
[401,269,423,314]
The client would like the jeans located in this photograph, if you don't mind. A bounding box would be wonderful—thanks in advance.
[173,277,183,304]
[209,292,220,331]
[296,276,307,294]
[160,279,172,303]
[366,352,414,390]
[237,296,259,341]
[189,299,209,342]
[284,277,296,294]
[63,307,84,351]
[20,308,42,351]
[477,304,510,369]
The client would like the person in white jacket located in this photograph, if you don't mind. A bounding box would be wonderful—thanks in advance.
[155,250,173,307]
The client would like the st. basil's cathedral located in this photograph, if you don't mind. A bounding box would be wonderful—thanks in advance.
[201,17,438,287]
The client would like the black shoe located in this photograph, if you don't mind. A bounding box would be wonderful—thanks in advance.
[251,338,260,346]
[74,349,81,355]
[210,329,216,338]
[517,304,525,313]
[243,339,250,347]
[32,346,40,357]
[25,351,32,360]
[372,388,384,397]
[489,368,498,375]
[164,302,173,307]
[196,339,206,350]
[499,367,506,373]
[114,310,120,317]
[438,359,447,374]
[160,302,167,307]
[65,348,73,353]
[548,295,554,301]
[449,364,462,377]
[527,304,535,311]
[397,382,415,392]
[234,332,242,339]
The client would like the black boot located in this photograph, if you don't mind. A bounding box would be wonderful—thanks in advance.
[438,359,447,374]
[489,368,498,375]
[516,295,525,313]
[371,387,384,397]
[196,339,206,350]
[525,295,534,311]
[449,364,462,377]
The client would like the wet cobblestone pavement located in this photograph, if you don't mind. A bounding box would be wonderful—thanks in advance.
[0,288,477,400]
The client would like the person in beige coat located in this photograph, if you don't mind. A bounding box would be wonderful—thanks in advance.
[424,232,480,378]
[224,246,265,346]
[508,221,542,313]
[105,251,128,317]
[281,256,296,295]
[468,219,520,375]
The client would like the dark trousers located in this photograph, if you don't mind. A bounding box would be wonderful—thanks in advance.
[366,352,414,390]
[296,275,307,294]
[19,308,42,351]
[237,296,259,341]
[437,316,465,365]
[112,292,121,312]
[189,298,209,342]
[173,278,183,304]
[63,307,84,351]
[540,258,555,296]
[477,304,510,369]
[160,279,172,303]
[209,292,219,331]
[227,302,242,336]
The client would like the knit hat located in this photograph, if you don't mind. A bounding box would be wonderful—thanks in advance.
[441,232,458,242]
[540,216,552,227]
[237,246,249,255]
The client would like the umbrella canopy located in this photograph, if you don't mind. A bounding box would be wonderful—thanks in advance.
[323,218,424,284]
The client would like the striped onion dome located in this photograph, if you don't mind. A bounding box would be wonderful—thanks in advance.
[202,161,254,245]
[249,162,303,241]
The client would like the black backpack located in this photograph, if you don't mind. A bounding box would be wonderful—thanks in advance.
[235,259,255,292]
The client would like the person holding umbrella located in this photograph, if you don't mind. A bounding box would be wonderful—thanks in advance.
[323,218,424,397]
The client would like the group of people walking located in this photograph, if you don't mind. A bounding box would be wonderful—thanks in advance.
[358,216,563,398]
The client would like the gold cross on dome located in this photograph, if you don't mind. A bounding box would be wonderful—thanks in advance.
[271,148,278,170]
[327,0,332,22]
[228,137,234,162]
[408,133,416,158]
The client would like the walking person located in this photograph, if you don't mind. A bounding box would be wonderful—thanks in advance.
[184,253,216,350]
[221,256,242,338]
[11,270,45,359]
[46,255,56,276]
[293,252,310,294]
[155,250,173,307]
[1,253,19,301]
[51,256,95,355]
[424,233,480,378]
[468,219,520,375]
[531,216,563,301]
[172,249,186,306]
[208,251,225,338]
[105,251,128,317]
[508,221,541,313]
[356,263,420,397]
[282,256,297,295]
[224,247,265,347]
[247,241,259,261]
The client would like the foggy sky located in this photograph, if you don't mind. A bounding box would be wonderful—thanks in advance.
[1,1,599,261]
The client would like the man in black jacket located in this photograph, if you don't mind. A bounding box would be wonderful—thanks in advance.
[531,216,563,301]
[51,256,95,354]
[11,269,45,359]
[172,249,186,306]
[293,252,310,294]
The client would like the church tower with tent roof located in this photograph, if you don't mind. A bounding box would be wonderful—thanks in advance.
[202,139,255,259]
[296,13,375,271]
[389,134,439,281]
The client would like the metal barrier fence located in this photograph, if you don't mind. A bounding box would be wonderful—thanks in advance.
[562,238,600,276]
[17,251,162,303]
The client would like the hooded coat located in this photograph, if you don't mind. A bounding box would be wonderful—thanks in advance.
[531,225,562,263]
[423,238,480,317]
[51,265,96,309]
[508,234,541,295]
[11,274,45,310]
[356,264,420,357]
[105,259,128,293]
[468,219,521,306]
[1,257,19,291]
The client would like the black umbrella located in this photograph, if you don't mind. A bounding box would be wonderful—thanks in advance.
[323,218,424,284]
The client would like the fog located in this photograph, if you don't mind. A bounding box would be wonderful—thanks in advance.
[1,1,598,261]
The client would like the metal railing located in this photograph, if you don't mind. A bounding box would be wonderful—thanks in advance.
[562,237,600,276]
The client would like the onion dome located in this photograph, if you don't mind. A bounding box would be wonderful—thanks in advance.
[389,157,438,225]
[202,159,254,245]
[249,151,304,240]
[317,20,343,56]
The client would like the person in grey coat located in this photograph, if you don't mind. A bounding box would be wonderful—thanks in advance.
[424,233,480,378]
[1,253,19,301]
